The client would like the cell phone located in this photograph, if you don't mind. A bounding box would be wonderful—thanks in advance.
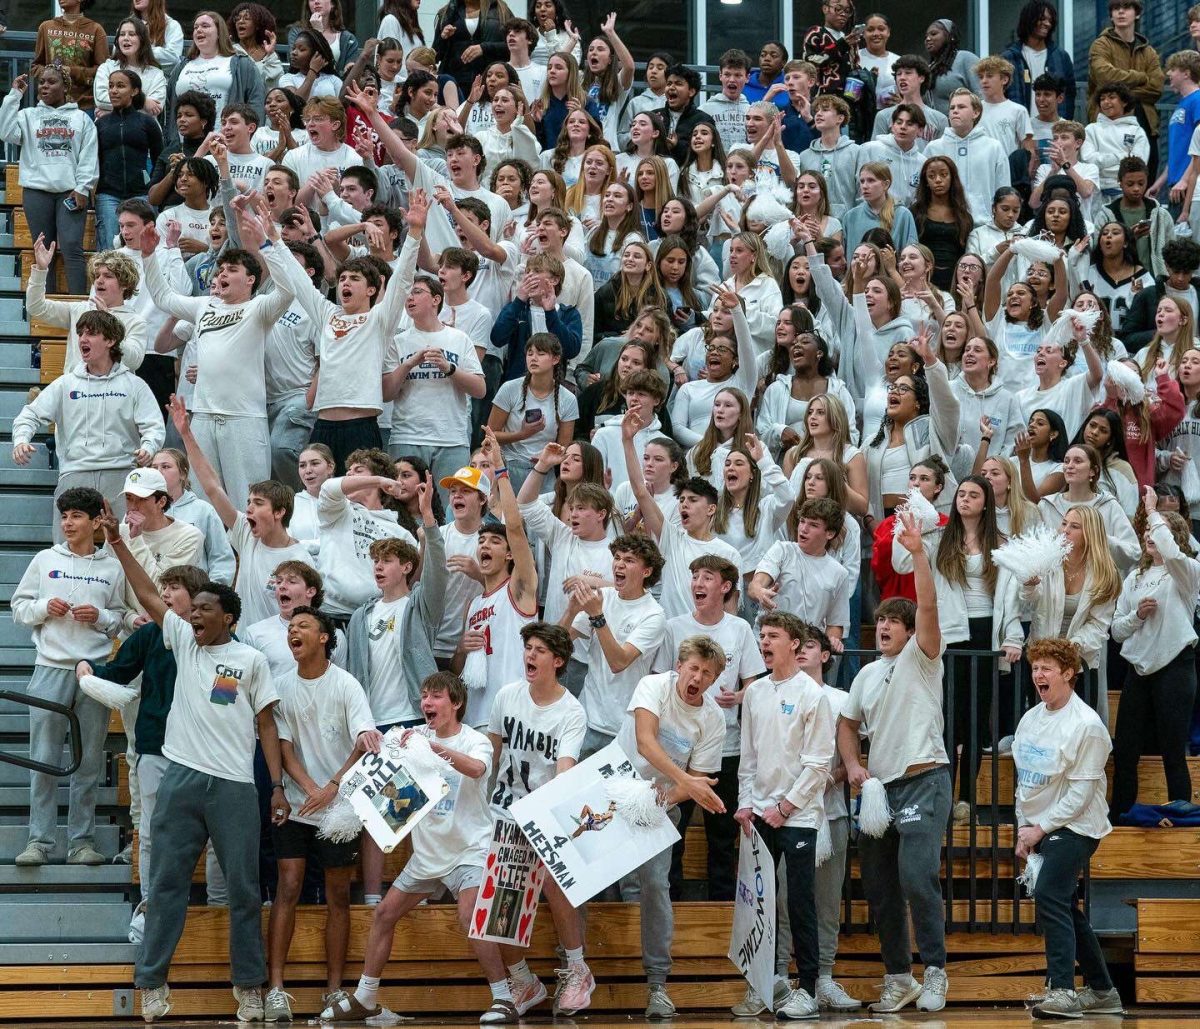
[63,196,79,212]
[852,22,866,35]
[1136,219,1151,228]
[524,409,543,424]
[675,306,692,320]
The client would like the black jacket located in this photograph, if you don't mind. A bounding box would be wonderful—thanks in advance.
[1122,275,1200,350]
[433,0,512,93]
[666,104,715,166]
[96,107,164,199]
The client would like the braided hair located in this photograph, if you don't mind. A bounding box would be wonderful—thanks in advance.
[519,332,565,433]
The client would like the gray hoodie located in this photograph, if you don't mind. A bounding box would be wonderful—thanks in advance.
[796,136,861,217]
[0,94,98,195]
[857,135,926,206]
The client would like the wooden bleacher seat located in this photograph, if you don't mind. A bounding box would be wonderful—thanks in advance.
[20,250,69,292]
[37,340,66,385]
[1134,898,1200,1002]
[30,301,85,340]
[6,163,22,207]
[14,208,96,250]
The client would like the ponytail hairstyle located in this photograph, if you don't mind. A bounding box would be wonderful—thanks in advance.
[518,332,565,432]
[859,161,897,233]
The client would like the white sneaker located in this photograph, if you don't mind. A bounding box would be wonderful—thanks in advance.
[869,973,922,1013]
[998,735,1015,755]
[141,985,171,1023]
[128,902,146,945]
[776,987,819,1020]
[264,986,294,1022]
[916,966,949,1012]
[816,976,861,1011]
[234,986,264,1022]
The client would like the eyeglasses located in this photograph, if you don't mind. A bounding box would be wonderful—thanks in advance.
[409,287,434,297]
[886,383,916,395]
[705,343,735,355]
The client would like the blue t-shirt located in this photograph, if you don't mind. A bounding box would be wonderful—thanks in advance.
[1168,89,1200,185]
[742,70,789,109]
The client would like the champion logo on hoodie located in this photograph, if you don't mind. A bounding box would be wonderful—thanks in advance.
[68,388,130,401]
[48,569,112,586]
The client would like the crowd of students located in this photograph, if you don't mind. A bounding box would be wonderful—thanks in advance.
[5,0,1200,1021]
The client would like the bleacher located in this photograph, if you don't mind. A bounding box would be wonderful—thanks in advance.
[1,159,1200,1020]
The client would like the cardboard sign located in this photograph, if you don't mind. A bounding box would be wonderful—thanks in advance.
[468,817,547,946]
[338,730,449,853]
[509,741,679,907]
[728,825,777,1007]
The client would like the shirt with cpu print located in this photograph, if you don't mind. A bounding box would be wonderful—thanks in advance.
[159,609,278,784]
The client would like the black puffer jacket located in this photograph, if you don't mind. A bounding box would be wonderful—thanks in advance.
[96,106,164,198]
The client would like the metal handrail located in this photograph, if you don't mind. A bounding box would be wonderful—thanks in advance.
[0,689,82,776]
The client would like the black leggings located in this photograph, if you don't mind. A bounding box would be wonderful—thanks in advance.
[946,616,995,803]
[1110,644,1197,819]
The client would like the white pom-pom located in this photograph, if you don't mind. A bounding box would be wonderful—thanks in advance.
[1041,308,1100,351]
[1010,235,1062,264]
[815,818,833,866]
[1017,851,1043,897]
[893,487,939,535]
[460,648,488,693]
[316,798,362,843]
[78,674,138,710]
[394,730,451,781]
[991,524,1074,584]
[746,192,793,228]
[763,220,794,263]
[605,776,669,831]
[858,777,892,838]
[1106,359,1145,403]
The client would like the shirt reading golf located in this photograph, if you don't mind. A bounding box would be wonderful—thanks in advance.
[1013,691,1112,839]
[365,596,414,724]
[615,671,725,794]
[843,635,949,784]
[406,724,495,878]
[488,682,586,815]
[160,609,277,784]
[273,663,375,826]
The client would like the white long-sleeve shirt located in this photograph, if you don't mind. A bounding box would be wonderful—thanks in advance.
[27,268,147,372]
[738,668,834,828]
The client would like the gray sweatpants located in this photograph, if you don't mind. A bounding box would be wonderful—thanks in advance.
[135,761,264,989]
[387,442,471,505]
[267,395,315,491]
[857,767,951,974]
[26,665,109,854]
[53,470,128,543]
[24,187,88,293]
[189,413,271,512]
[633,806,682,983]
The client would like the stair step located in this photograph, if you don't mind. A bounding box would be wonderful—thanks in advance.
[0,466,58,487]
[0,646,38,670]
[0,388,37,418]
[0,940,137,963]
[0,864,131,886]
[0,340,33,363]
[0,611,33,648]
[0,493,56,526]
[0,786,120,807]
[0,444,56,469]
[0,901,131,940]
[0,824,120,861]
[0,749,76,785]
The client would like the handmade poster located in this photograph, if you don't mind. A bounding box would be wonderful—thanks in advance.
[509,741,679,907]
[337,730,449,853]
[728,824,776,1007]
[468,817,547,947]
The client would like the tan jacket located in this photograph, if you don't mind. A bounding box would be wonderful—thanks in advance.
[1087,27,1165,133]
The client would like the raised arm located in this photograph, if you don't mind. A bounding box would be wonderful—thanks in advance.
[482,428,538,609]
[621,408,665,539]
[600,13,635,92]
[345,80,418,181]
[169,394,238,529]
[432,185,507,263]
[896,510,940,657]
[98,501,169,625]
[984,244,1014,321]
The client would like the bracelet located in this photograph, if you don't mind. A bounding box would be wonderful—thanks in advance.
[777,802,787,817]
[271,783,284,791]
[588,614,607,629]
[307,234,319,244]
[259,240,272,251]
[533,463,549,474]
[494,467,509,479]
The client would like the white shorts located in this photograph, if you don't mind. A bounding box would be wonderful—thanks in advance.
[393,861,483,898]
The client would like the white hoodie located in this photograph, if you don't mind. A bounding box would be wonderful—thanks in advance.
[27,268,147,372]
[925,125,1010,224]
[0,94,98,195]
[12,543,126,667]
[857,135,925,206]
[1082,113,1150,191]
[12,362,163,474]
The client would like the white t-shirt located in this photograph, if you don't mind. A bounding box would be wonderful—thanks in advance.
[441,297,494,354]
[1017,373,1101,441]
[514,63,547,109]
[156,203,214,247]
[466,239,520,323]
[615,671,725,795]
[1013,692,1112,839]
[487,682,587,814]
[176,55,234,117]
[222,150,275,191]
[656,507,745,620]
[228,513,317,627]
[278,71,343,97]
[491,379,579,464]
[411,160,512,256]
[389,325,483,447]
[282,142,364,186]
[405,724,496,877]
[755,543,852,632]
[252,125,311,156]
[518,500,614,629]
[365,595,415,724]
[240,614,347,678]
[274,663,375,825]
[843,635,949,784]
[655,612,765,757]
[980,98,1034,153]
[821,683,850,819]
[435,521,485,659]
[462,579,537,727]
[571,588,667,735]
[612,480,679,531]
[160,609,277,784]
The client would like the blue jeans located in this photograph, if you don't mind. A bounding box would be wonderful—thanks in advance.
[95,193,122,253]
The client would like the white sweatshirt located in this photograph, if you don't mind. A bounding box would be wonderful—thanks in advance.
[1082,114,1150,191]
[737,668,834,829]
[0,94,98,194]
[27,268,147,372]
[12,544,126,666]
[12,363,163,473]
[925,125,1010,224]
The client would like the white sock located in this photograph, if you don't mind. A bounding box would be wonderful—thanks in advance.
[817,975,833,985]
[364,893,382,906]
[490,980,513,1001]
[355,974,380,1009]
[565,946,584,966]
[507,960,533,983]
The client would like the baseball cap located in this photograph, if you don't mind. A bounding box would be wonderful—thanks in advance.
[123,468,169,498]
[439,466,492,496]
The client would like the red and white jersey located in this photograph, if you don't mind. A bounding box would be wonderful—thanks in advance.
[463,578,536,728]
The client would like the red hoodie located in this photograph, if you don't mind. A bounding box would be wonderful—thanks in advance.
[1103,371,1185,489]
[871,512,949,601]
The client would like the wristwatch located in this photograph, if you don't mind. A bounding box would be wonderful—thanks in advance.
[588,614,607,629]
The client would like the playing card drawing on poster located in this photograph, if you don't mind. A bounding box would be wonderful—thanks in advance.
[509,741,679,907]
[728,824,776,1006]
[338,730,449,853]
[468,817,547,946]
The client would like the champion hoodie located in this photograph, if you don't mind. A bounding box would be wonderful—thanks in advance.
[12,362,164,474]
[0,93,98,195]
[12,543,127,667]
[925,125,1010,224]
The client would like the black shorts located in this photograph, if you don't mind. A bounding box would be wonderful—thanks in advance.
[272,817,360,869]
